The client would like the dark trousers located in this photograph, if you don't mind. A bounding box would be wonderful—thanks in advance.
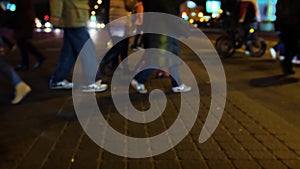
[101,36,129,70]
[16,37,44,66]
[280,25,299,73]
[132,25,143,48]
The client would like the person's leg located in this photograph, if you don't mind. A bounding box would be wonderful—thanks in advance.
[25,38,45,67]
[0,37,4,54]
[68,27,107,92]
[133,26,142,48]
[0,37,4,48]
[120,37,129,70]
[50,28,77,84]
[168,65,181,87]
[0,56,31,104]
[135,68,155,84]
[1,35,14,49]
[16,38,30,69]
[281,27,296,74]
[110,41,122,71]
[0,56,21,85]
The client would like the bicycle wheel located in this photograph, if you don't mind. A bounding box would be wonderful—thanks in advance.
[247,37,266,57]
[215,36,235,58]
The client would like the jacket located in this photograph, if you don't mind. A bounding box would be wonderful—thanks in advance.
[109,0,131,37]
[50,0,89,27]
[134,1,144,26]
[275,0,300,31]
[10,0,35,38]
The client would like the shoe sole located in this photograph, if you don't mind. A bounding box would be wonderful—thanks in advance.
[50,86,73,90]
[172,88,192,93]
[82,87,107,93]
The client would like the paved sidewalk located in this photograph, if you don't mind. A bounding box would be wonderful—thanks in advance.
[0,31,300,169]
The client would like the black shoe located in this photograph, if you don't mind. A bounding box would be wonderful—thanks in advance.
[34,58,45,69]
[283,70,295,75]
[15,65,29,71]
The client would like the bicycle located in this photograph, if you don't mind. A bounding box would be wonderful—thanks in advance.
[215,23,266,58]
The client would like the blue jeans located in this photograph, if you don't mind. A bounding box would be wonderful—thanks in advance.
[273,41,285,56]
[0,56,21,86]
[50,27,90,84]
[135,34,182,87]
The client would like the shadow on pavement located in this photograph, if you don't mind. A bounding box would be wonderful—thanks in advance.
[249,75,299,87]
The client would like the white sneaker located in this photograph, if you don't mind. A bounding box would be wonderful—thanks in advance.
[269,48,277,59]
[279,56,285,60]
[245,50,250,56]
[50,80,73,90]
[131,79,147,94]
[292,57,300,64]
[12,82,31,104]
[172,84,192,93]
[82,80,108,93]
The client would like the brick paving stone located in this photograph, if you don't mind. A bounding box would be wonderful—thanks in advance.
[101,160,126,169]
[176,151,202,160]
[223,148,252,160]
[212,127,235,142]
[174,138,197,151]
[154,160,181,169]
[181,160,209,169]
[127,159,153,169]
[258,160,288,169]
[107,114,126,134]
[101,151,125,161]
[200,149,228,160]
[276,134,300,142]
[255,135,289,150]
[272,150,299,160]
[248,150,276,160]
[197,139,221,151]
[206,160,235,169]
[282,160,300,169]
[233,133,257,142]
[240,140,266,151]
[70,135,101,169]
[232,160,262,169]
[153,150,177,160]
[285,142,300,151]
[245,126,270,135]
[41,122,84,169]
[16,122,68,169]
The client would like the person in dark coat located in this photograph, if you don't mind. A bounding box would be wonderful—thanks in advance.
[275,0,300,75]
[11,0,45,71]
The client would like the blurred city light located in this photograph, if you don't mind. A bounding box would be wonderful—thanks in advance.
[187,1,196,8]
[7,3,16,11]
[181,11,189,21]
